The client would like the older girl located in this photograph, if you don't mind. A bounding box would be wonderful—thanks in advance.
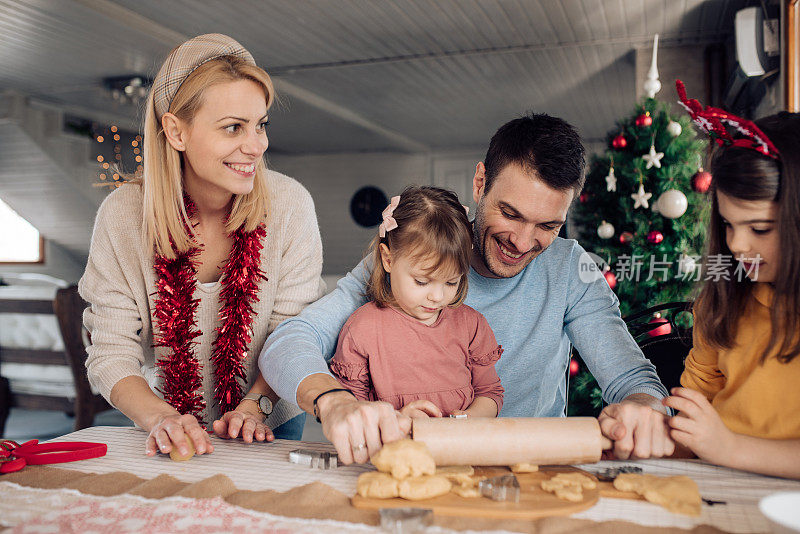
[80,34,324,457]
[665,82,800,479]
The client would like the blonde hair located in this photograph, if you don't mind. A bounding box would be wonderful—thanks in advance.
[367,186,473,308]
[141,55,274,258]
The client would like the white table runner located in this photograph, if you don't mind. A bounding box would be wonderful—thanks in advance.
[43,426,800,533]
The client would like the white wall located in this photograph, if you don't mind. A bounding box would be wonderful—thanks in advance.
[270,149,485,275]
[270,152,431,275]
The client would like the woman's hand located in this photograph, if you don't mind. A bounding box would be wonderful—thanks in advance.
[211,406,274,443]
[663,387,737,464]
[399,400,443,419]
[145,412,213,457]
[316,391,411,465]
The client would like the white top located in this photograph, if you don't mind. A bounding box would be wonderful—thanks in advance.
[78,170,325,427]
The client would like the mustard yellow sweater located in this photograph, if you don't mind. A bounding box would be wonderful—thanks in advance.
[681,284,800,439]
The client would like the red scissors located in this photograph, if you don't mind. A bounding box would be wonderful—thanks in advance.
[0,439,107,474]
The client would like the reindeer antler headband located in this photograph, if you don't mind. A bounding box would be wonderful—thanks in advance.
[675,80,780,160]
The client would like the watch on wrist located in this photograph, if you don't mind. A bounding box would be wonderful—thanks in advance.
[242,393,273,418]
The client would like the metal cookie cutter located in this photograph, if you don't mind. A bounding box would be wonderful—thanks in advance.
[593,465,642,482]
[379,507,433,533]
[479,474,520,503]
[288,448,338,469]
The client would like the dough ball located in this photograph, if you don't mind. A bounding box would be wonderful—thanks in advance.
[510,462,539,473]
[371,439,435,480]
[357,471,399,499]
[169,436,195,462]
[398,475,452,500]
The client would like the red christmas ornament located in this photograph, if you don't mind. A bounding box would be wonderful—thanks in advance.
[569,358,580,377]
[612,134,628,149]
[646,315,673,337]
[619,231,634,245]
[647,230,664,244]
[153,198,268,423]
[604,270,617,290]
[579,192,590,203]
[692,169,712,193]
[635,112,653,127]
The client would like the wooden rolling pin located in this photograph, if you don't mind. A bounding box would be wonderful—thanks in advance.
[412,417,612,466]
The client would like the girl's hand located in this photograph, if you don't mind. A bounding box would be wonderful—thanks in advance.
[662,387,737,464]
[399,400,443,419]
[145,412,213,457]
[211,407,274,443]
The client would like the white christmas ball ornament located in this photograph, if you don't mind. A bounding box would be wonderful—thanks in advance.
[667,121,682,137]
[657,189,688,219]
[597,220,615,239]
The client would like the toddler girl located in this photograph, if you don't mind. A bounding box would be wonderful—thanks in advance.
[331,186,504,418]
[664,82,800,479]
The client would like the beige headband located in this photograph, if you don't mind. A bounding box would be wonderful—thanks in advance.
[152,33,256,119]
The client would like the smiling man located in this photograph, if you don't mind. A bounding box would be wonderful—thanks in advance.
[260,113,672,463]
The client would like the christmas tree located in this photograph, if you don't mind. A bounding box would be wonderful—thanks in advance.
[567,42,710,415]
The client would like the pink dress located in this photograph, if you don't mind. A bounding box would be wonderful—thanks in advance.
[330,302,504,415]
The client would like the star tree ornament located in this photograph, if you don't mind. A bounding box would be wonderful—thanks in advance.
[631,183,652,209]
[642,144,664,169]
[605,166,617,192]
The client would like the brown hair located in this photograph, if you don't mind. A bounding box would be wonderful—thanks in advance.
[694,112,800,363]
[367,186,473,308]
[142,54,274,258]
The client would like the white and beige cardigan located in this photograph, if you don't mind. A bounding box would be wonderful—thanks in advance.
[79,170,325,428]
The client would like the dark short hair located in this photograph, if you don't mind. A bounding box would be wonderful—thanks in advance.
[483,112,586,194]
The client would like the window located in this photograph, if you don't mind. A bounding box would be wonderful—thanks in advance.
[0,198,44,263]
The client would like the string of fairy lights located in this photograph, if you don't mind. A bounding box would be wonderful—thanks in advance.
[94,124,143,188]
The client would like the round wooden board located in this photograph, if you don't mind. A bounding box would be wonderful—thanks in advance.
[351,465,600,520]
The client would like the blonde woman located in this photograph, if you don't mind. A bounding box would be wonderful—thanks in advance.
[80,34,324,457]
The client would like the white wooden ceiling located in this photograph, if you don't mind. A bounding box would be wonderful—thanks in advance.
[1,0,751,154]
[0,0,753,265]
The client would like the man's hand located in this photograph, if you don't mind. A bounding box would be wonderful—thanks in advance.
[662,387,736,464]
[317,392,411,465]
[598,393,675,459]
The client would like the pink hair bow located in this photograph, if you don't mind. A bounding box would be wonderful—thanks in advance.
[379,196,401,238]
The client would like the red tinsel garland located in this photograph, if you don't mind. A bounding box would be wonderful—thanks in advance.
[153,200,267,422]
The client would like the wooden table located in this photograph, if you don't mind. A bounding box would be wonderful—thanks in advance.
[2,426,798,533]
